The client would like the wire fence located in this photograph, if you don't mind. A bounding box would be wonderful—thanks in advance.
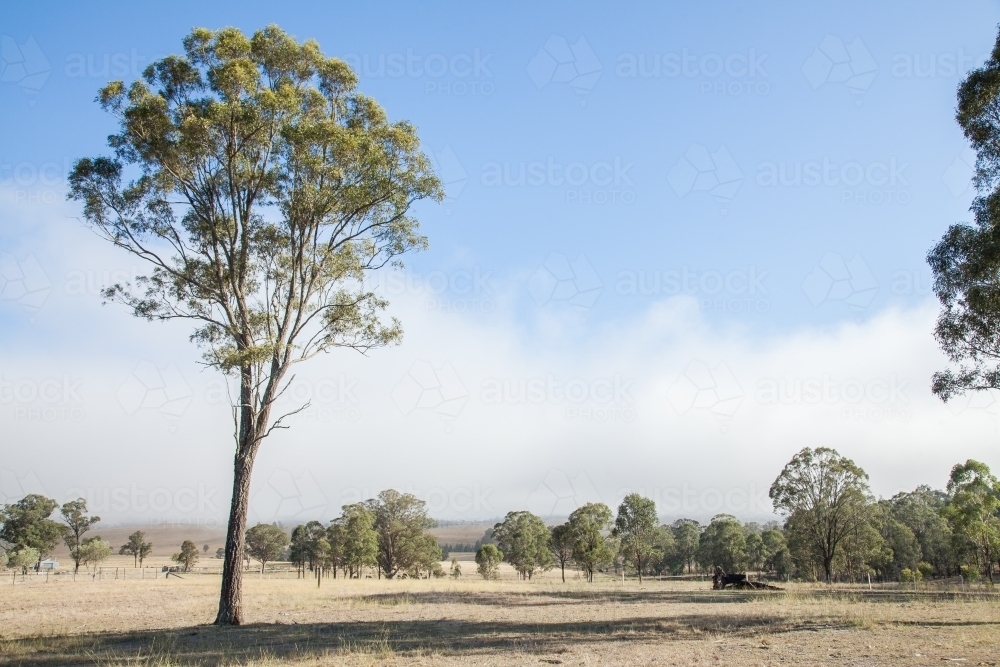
[6,567,1000,595]
[5,565,318,585]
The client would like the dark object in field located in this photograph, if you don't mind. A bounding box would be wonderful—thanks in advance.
[712,566,782,590]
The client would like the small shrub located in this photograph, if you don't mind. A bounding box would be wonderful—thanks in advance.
[476,544,503,580]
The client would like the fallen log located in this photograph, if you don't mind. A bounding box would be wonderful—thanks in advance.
[712,567,782,590]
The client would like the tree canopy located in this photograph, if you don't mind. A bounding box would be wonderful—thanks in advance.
[61,499,100,573]
[245,523,289,573]
[567,502,614,583]
[0,494,67,563]
[612,493,660,583]
[119,530,154,568]
[492,511,553,580]
[67,24,441,625]
[769,447,872,581]
[928,27,1000,400]
[366,489,436,579]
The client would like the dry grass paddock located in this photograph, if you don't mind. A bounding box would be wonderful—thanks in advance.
[2,568,999,666]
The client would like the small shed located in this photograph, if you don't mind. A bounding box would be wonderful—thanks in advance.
[39,559,59,571]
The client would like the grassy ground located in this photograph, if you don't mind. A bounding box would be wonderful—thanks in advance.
[1,569,998,666]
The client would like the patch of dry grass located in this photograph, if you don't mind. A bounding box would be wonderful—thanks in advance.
[1,574,999,666]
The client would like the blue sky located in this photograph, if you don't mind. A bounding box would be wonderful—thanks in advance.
[2,1,999,525]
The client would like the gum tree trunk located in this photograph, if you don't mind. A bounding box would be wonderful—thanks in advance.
[215,362,281,626]
[215,448,257,625]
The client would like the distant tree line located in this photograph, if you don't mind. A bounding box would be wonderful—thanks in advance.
[5,449,1000,584]
[439,543,476,559]
[468,448,1000,584]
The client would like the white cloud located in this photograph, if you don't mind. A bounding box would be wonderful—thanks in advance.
[0,215,992,523]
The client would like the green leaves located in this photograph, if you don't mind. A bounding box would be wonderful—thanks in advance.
[119,530,153,567]
[769,447,872,581]
[172,539,200,572]
[475,544,503,579]
[612,493,660,581]
[60,499,100,572]
[366,489,436,579]
[697,515,748,573]
[245,523,290,571]
[567,502,614,582]
[68,25,442,467]
[0,494,68,558]
[930,27,1000,401]
[492,511,553,579]
[942,460,1000,581]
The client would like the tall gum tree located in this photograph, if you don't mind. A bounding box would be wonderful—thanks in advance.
[67,25,441,625]
[929,28,1000,400]
[769,447,872,582]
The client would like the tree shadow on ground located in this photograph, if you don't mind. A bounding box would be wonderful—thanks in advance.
[348,587,1000,608]
[0,612,824,666]
[4,588,999,666]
